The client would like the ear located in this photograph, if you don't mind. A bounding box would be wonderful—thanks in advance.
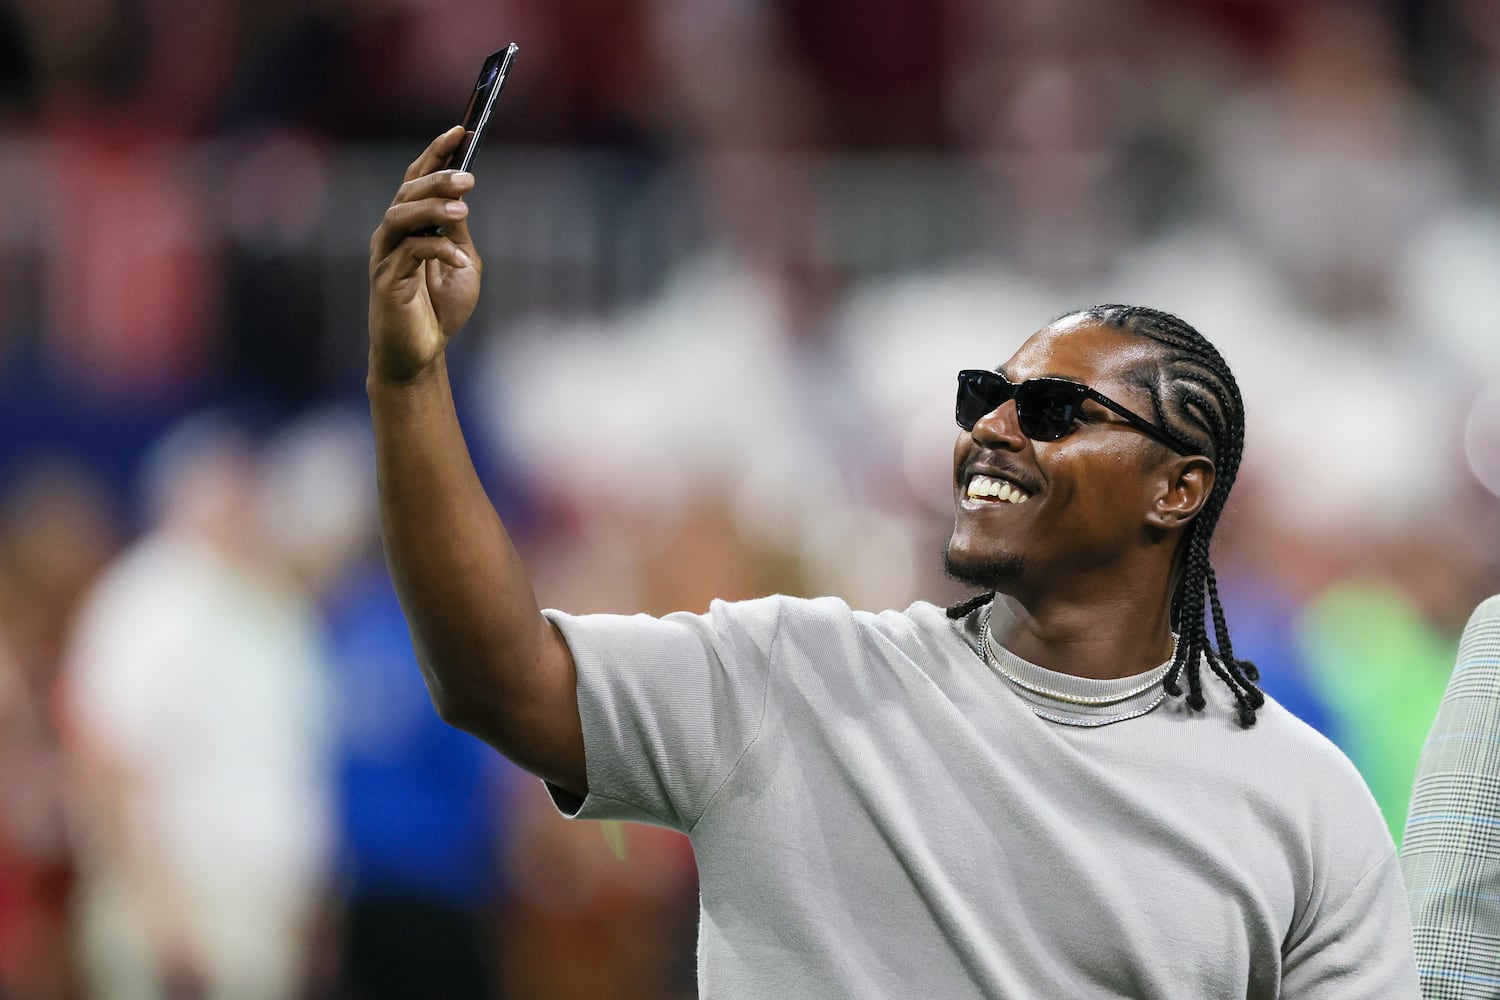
[1145,455,1215,531]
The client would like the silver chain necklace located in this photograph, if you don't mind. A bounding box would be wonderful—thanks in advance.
[978,608,1174,709]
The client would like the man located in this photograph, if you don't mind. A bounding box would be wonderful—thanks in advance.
[1403,594,1500,998]
[369,127,1420,997]
[61,416,331,999]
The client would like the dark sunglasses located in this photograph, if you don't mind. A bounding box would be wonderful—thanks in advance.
[955,369,1193,454]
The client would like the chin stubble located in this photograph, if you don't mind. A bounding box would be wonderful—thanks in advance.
[942,541,1025,591]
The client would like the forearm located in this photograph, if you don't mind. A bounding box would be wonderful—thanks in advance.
[368,358,584,790]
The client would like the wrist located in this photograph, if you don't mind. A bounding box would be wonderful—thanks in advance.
[367,350,448,394]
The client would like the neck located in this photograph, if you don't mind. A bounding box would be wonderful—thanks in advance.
[990,575,1178,681]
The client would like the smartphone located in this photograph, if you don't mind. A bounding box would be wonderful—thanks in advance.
[445,43,519,174]
[418,44,518,237]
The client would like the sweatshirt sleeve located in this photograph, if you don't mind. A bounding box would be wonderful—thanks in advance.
[1281,849,1421,997]
[539,596,785,831]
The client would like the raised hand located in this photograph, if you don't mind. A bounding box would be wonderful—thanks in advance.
[368,126,483,384]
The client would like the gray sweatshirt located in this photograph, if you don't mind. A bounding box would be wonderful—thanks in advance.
[544,594,1420,999]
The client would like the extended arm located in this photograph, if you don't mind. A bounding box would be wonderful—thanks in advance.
[367,128,585,796]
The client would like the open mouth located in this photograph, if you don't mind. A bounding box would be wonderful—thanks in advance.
[965,473,1031,505]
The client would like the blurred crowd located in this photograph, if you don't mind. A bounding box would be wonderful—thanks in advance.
[2,0,1500,996]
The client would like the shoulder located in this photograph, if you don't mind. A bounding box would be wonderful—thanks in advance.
[1243,688,1359,774]
[1195,681,1393,858]
[1140,662,1390,852]
[1169,681,1404,945]
[543,595,856,668]
[88,534,191,594]
[704,595,967,650]
[72,537,203,642]
[1208,679,1373,794]
[1254,695,1411,961]
[1427,595,1500,712]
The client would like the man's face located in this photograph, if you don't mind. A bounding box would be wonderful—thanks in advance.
[945,316,1178,594]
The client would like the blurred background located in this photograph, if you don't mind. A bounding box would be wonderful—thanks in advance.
[1,0,1498,996]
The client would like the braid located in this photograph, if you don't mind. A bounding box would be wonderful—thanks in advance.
[1206,565,1260,684]
[946,591,994,620]
[1081,304,1264,727]
[1176,533,1212,711]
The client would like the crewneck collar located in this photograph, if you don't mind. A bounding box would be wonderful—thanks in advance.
[978,605,1173,728]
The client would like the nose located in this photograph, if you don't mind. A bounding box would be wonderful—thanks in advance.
[970,398,1027,451]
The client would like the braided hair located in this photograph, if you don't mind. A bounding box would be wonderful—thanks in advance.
[946,304,1264,727]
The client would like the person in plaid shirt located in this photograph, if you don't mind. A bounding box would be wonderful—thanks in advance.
[1404,596,1500,998]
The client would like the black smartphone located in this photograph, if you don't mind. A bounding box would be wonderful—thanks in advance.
[445,43,519,174]
[417,44,518,237]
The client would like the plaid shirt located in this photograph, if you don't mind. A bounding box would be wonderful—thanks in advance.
[1404,595,1500,998]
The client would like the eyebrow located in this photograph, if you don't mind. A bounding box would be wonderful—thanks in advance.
[995,367,1089,385]
[993,365,1061,379]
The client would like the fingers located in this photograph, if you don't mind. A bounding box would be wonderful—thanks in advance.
[406,169,478,247]
[403,125,465,183]
[372,171,476,261]
[373,129,481,273]
[394,167,476,208]
[440,201,476,251]
[371,235,473,287]
[373,197,467,256]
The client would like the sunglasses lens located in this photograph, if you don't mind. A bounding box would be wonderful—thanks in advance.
[955,372,1012,429]
[1015,381,1082,441]
[956,372,1089,441]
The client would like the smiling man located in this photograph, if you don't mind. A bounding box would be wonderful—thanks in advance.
[368,130,1420,998]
